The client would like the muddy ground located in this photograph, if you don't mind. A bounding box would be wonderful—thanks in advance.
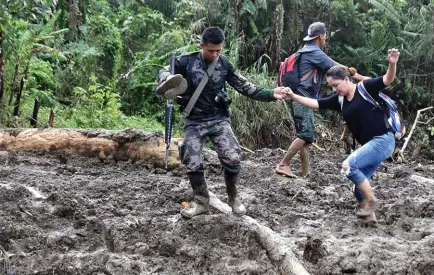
[0,146,433,275]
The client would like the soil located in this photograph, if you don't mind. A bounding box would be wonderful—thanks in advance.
[0,147,433,275]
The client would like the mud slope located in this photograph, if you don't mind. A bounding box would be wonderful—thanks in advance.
[0,149,433,275]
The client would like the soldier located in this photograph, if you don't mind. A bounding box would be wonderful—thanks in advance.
[157,26,290,219]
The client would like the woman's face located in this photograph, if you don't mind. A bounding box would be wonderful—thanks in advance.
[327,76,351,96]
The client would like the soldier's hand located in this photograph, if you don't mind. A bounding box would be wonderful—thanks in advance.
[273,87,293,100]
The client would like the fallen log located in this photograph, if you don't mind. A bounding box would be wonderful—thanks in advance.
[410,174,434,185]
[0,128,180,169]
[209,191,311,275]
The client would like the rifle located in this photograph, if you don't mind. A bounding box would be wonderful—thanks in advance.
[164,52,176,169]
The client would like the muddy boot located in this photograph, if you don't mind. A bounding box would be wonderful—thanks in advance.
[180,196,209,219]
[224,170,246,216]
[156,74,184,96]
[164,78,187,99]
[180,172,210,219]
[356,198,379,217]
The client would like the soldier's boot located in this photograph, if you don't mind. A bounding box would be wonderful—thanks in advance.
[164,78,187,99]
[180,172,210,219]
[156,74,184,96]
[224,170,246,216]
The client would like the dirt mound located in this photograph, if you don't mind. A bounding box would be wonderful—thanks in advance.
[0,149,433,274]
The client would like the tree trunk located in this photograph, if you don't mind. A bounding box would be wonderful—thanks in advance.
[0,128,180,169]
[13,62,30,116]
[8,58,20,106]
[208,191,311,275]
[48,108,56,128]
[270,4,284,71]
[30,97,40,127]
[0,30,4,102]
[67,0,83,40]
[233,0,241,36]
[80,0,87,25]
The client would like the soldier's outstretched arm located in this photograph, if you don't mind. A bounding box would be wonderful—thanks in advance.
[226,70,278,102]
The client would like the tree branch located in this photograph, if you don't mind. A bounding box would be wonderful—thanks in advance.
[399,106,434,160]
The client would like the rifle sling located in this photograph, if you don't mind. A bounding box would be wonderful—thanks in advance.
[181,58,218,119]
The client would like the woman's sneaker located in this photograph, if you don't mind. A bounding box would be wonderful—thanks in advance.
[356,198,379,217]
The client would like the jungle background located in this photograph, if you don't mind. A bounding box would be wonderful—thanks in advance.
[0,0,433,156]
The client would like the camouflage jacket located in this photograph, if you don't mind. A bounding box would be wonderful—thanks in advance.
[157,52,275,121]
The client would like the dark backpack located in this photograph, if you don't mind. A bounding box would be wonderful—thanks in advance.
[338,82,406,140]
[278,52,316,91]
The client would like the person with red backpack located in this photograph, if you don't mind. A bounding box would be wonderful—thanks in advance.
[276,22,367,178]
[283,48,402,222]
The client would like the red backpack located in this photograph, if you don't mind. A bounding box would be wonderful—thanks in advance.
[278,52,317,92]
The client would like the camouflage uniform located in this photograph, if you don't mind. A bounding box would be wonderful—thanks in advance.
[158,52,275,215]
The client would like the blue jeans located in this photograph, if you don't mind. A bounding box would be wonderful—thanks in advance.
[343,131,395,201]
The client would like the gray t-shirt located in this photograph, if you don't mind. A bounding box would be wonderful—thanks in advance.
[297,42,339,98]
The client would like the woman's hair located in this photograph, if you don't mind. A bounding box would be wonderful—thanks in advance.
[327,65,357,81]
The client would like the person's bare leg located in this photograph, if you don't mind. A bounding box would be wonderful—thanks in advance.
[276,138,306,178]
[300,144,310,178]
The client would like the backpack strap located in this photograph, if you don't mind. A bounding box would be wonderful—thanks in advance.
[358,82,394,132]
[219,54,231,71]
[179,51,199,77]
[279,57,290,87]
[298,52,317,83]
[218,55,231,92]
[357,82,382,109]
[181,55,218,120]
[300,68,316,82]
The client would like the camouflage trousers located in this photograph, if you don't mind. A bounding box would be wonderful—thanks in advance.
[180,118,241,174]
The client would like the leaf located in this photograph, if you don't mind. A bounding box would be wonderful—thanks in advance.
[241,0,257,17]
[367,0,401,24]
[256,0,267,10]
[248,16,258,35]
[405,80,412,90]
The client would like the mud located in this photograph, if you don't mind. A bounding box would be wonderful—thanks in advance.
[0,148,433,275]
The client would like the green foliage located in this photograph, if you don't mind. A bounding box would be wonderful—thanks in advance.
[87,15,122,84]
[229,57,292,149]
[365,0,402,24]
[1,0,433,153]
[28,58,56,91]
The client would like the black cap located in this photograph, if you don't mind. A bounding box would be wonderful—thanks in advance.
[303,22,327,41]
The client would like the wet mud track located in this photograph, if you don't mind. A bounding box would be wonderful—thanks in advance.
[0,149,433,274]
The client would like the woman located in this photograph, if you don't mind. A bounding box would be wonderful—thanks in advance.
[284,48,400,221]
